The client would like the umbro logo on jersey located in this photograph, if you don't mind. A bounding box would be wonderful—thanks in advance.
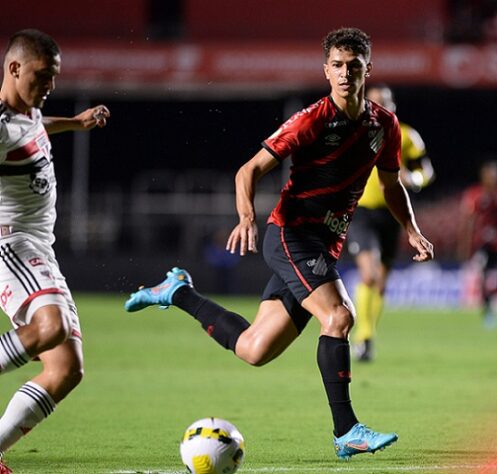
[325,134,341,146]
[307,253,328,276]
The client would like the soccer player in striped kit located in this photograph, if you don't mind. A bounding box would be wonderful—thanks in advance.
[0,29,110,472]
[126,27,434,460]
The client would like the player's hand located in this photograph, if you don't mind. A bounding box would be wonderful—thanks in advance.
[74,105,110,130]
[226,217,258,256]
[408,231,434,262]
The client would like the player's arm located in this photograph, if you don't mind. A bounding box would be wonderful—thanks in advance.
[378,169,434,262]
[226,148,279,256]
[43,105,110,134]
[457,194,476,261]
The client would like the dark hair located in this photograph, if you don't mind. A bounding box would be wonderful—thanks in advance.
[5,29,60,60]
[322,27,371,62]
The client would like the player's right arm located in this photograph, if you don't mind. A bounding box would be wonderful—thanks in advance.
[378,169,434,262]
[457,189,476,260]
[226,148,279,256]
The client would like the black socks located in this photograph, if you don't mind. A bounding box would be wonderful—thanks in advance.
[317,335,358,437]
[173,286,250,352]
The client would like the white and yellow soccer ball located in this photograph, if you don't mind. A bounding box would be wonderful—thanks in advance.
[180,417,245,474]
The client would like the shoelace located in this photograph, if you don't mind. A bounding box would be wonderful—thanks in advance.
[355,424,379,439]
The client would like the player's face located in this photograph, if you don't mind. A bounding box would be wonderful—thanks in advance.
[14,54,60,111]
[323,47,371,101]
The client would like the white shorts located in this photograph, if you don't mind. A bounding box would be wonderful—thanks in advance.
[0,232,81,340]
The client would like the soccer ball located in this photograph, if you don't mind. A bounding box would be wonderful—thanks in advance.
[180,417,245,474]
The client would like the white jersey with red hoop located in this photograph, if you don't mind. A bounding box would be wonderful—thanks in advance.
[0,102,57,245]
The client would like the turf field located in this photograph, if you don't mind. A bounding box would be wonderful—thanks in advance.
[0,294,496,474]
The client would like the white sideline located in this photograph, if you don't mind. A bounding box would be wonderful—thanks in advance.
[110,463,495,474]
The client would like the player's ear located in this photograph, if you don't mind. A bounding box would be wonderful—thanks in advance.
[8,61,21,79]
[365,62,373,77]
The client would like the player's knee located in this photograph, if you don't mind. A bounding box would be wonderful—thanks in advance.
[236,332,271,367]
[320,305,354,338]
[61,363,84,391]
[44,362,84,400]
[244,350,269,367]
[32,306,72,349]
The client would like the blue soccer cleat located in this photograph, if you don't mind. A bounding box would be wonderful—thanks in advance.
[124,267,193,312]
[333,423,398,460]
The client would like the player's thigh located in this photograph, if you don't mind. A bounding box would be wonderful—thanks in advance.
[34,338,84,402]
[0,233,82,340]
[235,299,299,366]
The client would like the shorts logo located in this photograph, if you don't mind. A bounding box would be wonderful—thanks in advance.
[307,254,328,276]
[28,257,44,267]
[0,284,12,311]
[40,270,54,280]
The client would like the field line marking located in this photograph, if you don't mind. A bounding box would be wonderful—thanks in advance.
[109,464,491,474]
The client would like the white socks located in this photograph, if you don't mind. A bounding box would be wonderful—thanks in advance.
[0,382,56,452]
[0,330,29,373]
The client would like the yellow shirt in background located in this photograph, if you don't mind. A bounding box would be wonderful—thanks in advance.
[359,122,427,209]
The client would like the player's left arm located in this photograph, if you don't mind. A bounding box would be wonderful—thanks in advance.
[43,105,110,134]
[378,169,434,262]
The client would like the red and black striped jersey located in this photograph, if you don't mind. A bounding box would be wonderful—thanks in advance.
[262,96,401,259]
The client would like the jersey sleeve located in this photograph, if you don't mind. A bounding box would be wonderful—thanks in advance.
[375,113,401,172]
[262,101,327,161]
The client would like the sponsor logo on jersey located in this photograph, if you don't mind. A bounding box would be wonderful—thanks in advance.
[326,119,348,128]
[324,210,350,236]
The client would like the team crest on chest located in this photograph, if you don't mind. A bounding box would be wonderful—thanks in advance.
[29,170,52,195]
[368,127,384,153]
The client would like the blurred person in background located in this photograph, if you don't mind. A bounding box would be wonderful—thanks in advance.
[458,160,497,329]
[347,84,435,362]
[125,27,434,460]
[0,29,109,473]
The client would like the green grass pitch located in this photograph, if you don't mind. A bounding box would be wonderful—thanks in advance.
[1,294,496,474]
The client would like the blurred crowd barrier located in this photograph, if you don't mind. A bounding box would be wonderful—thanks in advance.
[342,262,487,309]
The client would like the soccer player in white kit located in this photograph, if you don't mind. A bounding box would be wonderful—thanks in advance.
[0,29,110,473]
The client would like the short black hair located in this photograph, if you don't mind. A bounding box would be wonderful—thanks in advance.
[322,27,371,62]
[5,29,60,60]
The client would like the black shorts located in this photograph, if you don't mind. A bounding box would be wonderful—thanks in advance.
[261,224,340,333]
[347,206,401,267]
